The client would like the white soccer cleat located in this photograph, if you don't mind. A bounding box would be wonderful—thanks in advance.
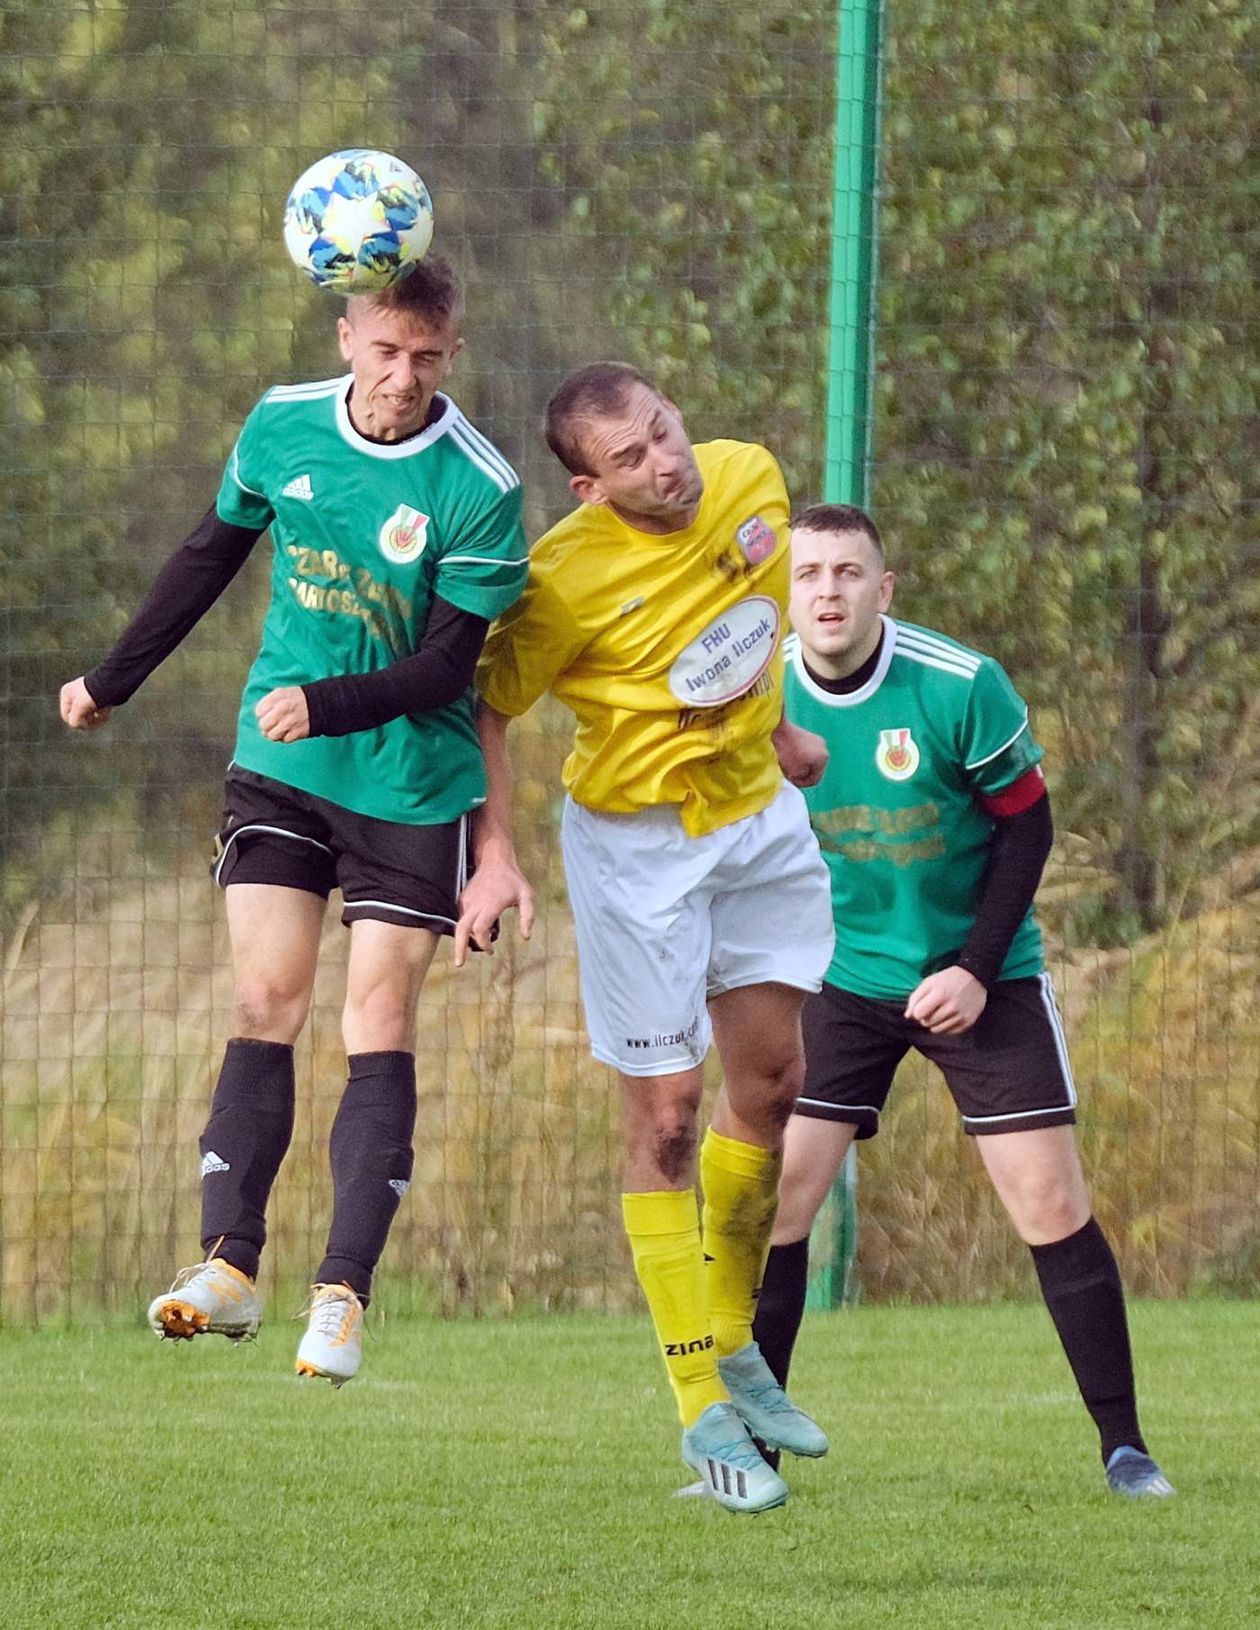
[295,1283,364,1387]
[147,1257,262,1342]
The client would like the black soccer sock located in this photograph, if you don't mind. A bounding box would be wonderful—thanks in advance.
[745,1237,812,1473]
[316,1051,417,1303]
[199,1039,296,1281]
[752,1236,812,1388]
[1030,1217,1147,1464]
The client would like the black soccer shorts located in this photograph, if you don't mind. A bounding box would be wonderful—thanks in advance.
[796,975,1078,1138]
[211,764,471,935]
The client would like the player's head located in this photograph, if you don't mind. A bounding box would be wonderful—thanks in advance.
[545,362,704,534]
[789,503,894,680]
[337,254,465,442]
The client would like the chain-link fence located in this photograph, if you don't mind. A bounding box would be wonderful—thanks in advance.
[2,0,1257,1320]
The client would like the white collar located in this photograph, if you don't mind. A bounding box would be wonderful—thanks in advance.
[791,614,898,707]
[334,379,458,458]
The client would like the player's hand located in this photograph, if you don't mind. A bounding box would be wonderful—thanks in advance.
[904,966,988,1035]
[453,858,535,969]
[255,686,311,743]
[773,718,829,788]
[60,677,112,731]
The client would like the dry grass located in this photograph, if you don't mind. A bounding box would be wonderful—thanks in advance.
[2,803,1258,1320]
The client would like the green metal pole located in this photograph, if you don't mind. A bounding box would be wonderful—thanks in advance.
[806,0,885,1313]
[823,0,885,510]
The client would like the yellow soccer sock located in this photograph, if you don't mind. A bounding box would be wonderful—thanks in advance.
[700,1127,783,1358]
[622,1189,729,1428]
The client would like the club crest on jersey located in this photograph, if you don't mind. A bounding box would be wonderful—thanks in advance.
[876,728,920,781]
[378,504,429,564]
[735,514,777,565]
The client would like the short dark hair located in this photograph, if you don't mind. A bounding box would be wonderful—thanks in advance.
[545,361,660,475]
[790,502,884,561]
[349,252,464,328]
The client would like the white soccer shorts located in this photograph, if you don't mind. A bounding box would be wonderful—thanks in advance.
[560,784,835,1077]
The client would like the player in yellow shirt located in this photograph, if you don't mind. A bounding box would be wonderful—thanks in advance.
[458,362,836,1512]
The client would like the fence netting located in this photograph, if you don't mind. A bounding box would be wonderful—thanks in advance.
[2,0,1257,1320]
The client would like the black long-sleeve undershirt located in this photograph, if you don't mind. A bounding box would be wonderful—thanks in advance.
[802,636,1054,988]
[86,506,262,708]
[84,505,489,736]
[301,596,489,736]
[954,792,1053,987]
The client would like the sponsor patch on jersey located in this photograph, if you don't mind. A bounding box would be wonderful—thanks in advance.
[876,728,921,781]
[667,595,780,708]
[735,514,777,565]
[378,504,429,564]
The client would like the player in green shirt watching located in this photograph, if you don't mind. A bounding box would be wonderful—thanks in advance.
[59,256,527,1384]
[749,503,1173,1499]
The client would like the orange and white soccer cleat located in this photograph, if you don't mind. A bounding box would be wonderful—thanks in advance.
[294,1283,364,1387]
[147,1257,262,1342]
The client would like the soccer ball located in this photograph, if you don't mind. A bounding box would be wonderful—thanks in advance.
[283,149,434,294]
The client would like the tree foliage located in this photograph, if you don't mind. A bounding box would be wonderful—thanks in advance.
[2,0,1255,939]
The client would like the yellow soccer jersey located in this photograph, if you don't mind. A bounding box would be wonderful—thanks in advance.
[477,439,789,836]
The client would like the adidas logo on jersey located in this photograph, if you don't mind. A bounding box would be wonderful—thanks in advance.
[388,1178,410,1199]
[282,473,314,500]
[200,1150,231,1177]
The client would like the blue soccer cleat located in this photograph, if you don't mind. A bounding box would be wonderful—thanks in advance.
[718,1342,829,1458]
[1105,1446,1175,1500]
[681,1402,789,1514]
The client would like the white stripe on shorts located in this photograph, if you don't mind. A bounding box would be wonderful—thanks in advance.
[963,971,1077,1124]
[213,823,333,885]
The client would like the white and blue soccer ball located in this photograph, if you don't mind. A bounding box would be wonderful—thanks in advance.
[283,149,434,294]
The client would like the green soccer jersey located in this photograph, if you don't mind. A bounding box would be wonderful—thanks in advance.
[215,376,528,825]
[784,616,1046,1000]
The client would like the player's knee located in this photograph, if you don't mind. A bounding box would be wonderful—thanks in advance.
[1032,1186,1090,1242]
[773,1188,823,1244]
[753,1051,806,1131]
[232,978,310,1042]
[342,984,416,1052]
[653,1116,698,1184]
[1003,1169,1090,1244]
[775,1156,831,1236]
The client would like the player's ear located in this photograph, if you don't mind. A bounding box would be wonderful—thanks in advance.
[336,316,354,363]
[445,334,466,372]
[879,569,896,610]
[570,472,607,507]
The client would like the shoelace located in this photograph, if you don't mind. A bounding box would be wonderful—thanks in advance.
[304,1288,360,1345]
[167,1258,225,1294]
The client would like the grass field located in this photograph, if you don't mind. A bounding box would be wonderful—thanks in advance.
[3,1301,1256,1629]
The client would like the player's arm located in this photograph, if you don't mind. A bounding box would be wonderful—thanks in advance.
[452,566,584,965]
[452,698,535,967]
[257,481,527,742]
[772,709,828,788]
[60,505,263,730]
[255,597,489,743]
[906,658,1050,1034]
[904,769,1053,1034]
